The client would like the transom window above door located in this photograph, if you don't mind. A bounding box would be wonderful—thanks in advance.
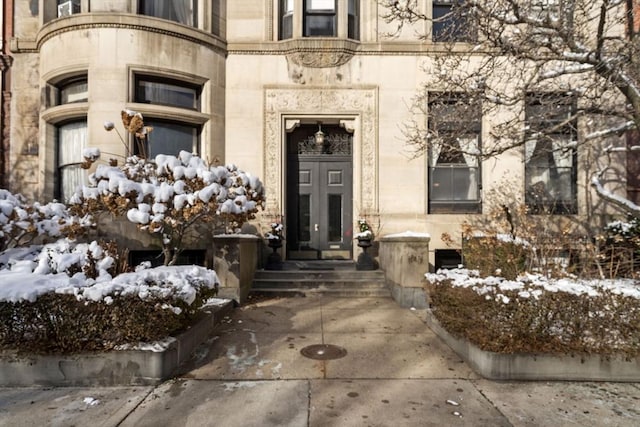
[280,0,359,40]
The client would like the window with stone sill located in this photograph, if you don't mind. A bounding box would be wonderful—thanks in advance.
[138,0,198,27]
[57,120,88,202]
[428,93,482,214]
[279,0,359,40]
[524,93,578,215]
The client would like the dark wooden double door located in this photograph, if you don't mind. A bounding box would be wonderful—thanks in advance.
[286,125,353,260]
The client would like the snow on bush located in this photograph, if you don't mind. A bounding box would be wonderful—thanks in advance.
[69,151,265,265]
[0,189,93,252]
[0,240,218,307]
[426,268,640,303]
[425,268,640,355]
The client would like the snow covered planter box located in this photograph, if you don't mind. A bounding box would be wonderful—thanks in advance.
[0,263,231,386]
[0,298,233,386]
[424,269,640,381]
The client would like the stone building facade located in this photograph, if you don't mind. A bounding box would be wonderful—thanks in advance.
[1,1,632,269]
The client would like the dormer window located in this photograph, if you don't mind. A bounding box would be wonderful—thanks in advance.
[280,0,359,40]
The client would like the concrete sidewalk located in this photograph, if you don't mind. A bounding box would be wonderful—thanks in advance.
[1,296,639,426]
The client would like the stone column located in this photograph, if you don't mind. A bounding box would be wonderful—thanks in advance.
[212,235,260,304]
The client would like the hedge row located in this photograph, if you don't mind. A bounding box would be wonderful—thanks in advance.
[0,286,218,354]
[426,281,640,358]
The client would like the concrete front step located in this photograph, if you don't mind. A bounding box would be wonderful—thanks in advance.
[251,268,391,298]
[250,287,392,298]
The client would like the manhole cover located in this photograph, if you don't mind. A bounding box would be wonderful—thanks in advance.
[300,344,347,360]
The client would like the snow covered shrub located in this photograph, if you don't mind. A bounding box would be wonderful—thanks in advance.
[425,269,640,357]
[69,149,265,266]
[0,189,93,253]
[0,265,219,353]
[0,239,132,282]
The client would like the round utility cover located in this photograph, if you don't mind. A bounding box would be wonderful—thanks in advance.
[300,344,347,360]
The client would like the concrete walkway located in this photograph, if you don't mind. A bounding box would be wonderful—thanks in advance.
[1,296,639,426]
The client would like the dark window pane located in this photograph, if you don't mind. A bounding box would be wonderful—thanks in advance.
[430,166,478,201]
[137,120,199,158]
[298,194,311,242]
[280,0,294,39]
[135,76,200,110]
[281,13,293,39]
[139,0,197,26]
[328,194,342,242]
[433,2,475,42]
[304,0,336,36]
[305,15,335,36]
[435,249,462,270]
[348,0,359,40]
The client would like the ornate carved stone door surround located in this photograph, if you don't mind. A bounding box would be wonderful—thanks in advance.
[263,87,378,225]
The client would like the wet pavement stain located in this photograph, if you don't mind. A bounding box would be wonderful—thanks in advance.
[166,379,188,397]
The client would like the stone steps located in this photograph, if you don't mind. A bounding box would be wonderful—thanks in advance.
[251,265,391,298]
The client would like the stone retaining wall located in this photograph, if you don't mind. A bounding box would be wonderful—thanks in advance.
[426,309,640,381]
[0,301,233,387]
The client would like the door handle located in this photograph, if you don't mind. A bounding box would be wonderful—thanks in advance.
[314,224,319,232]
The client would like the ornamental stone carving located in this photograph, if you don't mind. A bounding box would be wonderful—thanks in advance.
[263,87,378,216]
[288,50,354,68]
[281,39,359,68]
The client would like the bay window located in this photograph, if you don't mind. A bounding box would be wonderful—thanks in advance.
[428,94,481,213]
[525,94,577,214]
[279,0,359,40]
[57,120,88,202]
